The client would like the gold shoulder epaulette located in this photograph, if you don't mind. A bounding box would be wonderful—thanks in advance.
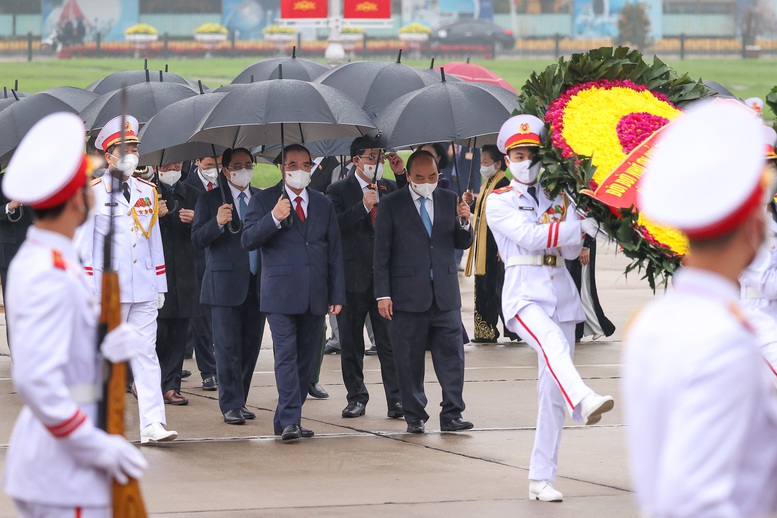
[52,249,66,270]
[135,177,157,190]
[88,178,101,187]
[493,186,513,194]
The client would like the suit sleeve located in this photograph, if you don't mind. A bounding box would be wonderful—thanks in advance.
[486,194,584,252]
[241,194,284,251]
[326,202,346,306]
[373,199,393,300]
[327,183,369,232]
[191,194,223,250]
[394,171,408,189]
[454,196,474,251]
[151,189,168,293]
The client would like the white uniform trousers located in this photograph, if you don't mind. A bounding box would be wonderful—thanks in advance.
[509,303,594,481]
[14,500,109,518]
[122,301,166,430]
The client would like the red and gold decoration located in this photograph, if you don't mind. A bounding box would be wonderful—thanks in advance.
[281,0,328,18]
[344,0,390,18]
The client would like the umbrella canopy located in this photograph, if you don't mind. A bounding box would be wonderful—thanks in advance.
[2,87,28,99]
[232,48,329,83]
[190,78,376,149]
[0,95,79,167]
[212,84,249,93]
[137,92,229,166]
[40,86,99,112]
[415,59,464,86]
[81,82,199,135]
[0,96,22,114]
[374,74,520,150]
[439,61,517,94]
[702,80,738,99]
[86,69,193,95]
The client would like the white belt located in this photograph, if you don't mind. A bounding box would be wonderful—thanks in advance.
[505,254,562,268]
[69,383,101,405]
[743,286,764,299]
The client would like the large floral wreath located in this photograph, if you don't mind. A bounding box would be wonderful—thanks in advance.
[519,47,709,289]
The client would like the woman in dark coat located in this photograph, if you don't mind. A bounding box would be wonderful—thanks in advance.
[565,236,616,341]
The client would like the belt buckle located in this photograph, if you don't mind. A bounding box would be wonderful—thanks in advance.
[542,254,557,267]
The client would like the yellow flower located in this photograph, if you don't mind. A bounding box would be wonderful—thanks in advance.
[125,24,157,35]
[195,23,228,35]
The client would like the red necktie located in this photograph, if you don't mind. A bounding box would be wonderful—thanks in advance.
[207,182,214,191]
[369,204,378,227]
[295,196,305,222]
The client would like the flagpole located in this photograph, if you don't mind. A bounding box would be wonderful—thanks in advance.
[325,0,345,64]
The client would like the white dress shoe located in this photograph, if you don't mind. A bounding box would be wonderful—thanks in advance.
[580,393,615,425]
[140,422,178,444]
[529,480,563,502]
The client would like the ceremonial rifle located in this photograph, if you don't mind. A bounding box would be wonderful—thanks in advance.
[97,86,148,517]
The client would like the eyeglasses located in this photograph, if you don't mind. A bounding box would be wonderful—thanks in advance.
[359,153,384,161]
[284,162,313,171]
[227,163,253,171]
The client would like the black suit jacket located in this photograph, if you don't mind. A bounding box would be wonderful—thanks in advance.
[241,181,345,317]
[326,174,397,293]
[191,184,257,307]
[374,185,472,312]
[157,180,200,318]
[0,173,32,271]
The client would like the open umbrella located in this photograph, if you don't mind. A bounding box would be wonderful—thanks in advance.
[440,60,517,94]
[702,80,738,99]
[137,92,228,166]
[81,81,198,135]
[232,47,329,83]
[415,58,463,86]
[40,86,99,112]
[0,95,79,167]
[2,87,28,99]
[86,69,193,95]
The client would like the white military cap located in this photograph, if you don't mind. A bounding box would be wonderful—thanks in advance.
[764,125,776,160]
[3,112,89,209]
[639,101,766,240]
[745,97,764,115]
[497,114,546,154]
[95,114,139,152]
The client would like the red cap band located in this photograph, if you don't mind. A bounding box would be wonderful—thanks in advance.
[32,155,89,209]
[684,181,763,240]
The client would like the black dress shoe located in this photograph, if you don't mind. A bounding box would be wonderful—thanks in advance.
[308,383,329,399]
[224,409,246,425]
[300,427,314,438]
[324,341,340,355]
[364,345,378,356]
[387,401,404,419]
[180,369,192,379]
[240,406,256,420]
[341,401,366,418]
[202,375,218,391]
[281,424,301,441]
[406,419,425,434]
[441,417,474,432]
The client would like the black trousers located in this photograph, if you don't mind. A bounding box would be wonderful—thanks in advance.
[187,255,216,380]
[338,286,400,408]
[156,317,189,393]
[473,260,518,342]
[388,300,466,424]
[209,278,265,414]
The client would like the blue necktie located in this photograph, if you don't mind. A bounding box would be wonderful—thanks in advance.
[419,197,432,237]
[238,192,259,275]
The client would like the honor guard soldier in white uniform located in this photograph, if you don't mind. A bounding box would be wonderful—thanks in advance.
[486,114,615,503]
[740,126,777,379]
[746,96,764,117]
[3,113,147,517]
[76,115,177,444]
[625,101,777,518]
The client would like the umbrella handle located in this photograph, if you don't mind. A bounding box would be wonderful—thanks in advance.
[6,205,23,223]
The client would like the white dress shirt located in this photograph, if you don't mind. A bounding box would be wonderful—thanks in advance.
[355,172,379,213]
[217,182,251,230]
[271,185,309,228]
[409,187,435,224]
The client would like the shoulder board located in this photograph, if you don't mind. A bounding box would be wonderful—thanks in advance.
[727,301,756,335]
[492,186,513,194]
[136,177,157,190]
[88,178,101,187]
[52,249,66,271]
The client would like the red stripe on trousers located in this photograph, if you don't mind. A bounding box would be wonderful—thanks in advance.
[552,222,560,247]
[546,223,553,248]
[75,507,82,518]
[516,314,574,408]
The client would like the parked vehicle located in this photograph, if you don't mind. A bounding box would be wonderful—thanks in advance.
[429,20,515,53]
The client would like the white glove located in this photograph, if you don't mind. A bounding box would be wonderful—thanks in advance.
[157,293,165,310]
[581,217,600,238]
[101,323,142,363]
[65,423,148,484]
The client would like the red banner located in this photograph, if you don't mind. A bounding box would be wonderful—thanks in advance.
[344,0,390,18]
[281,0,328,19]
[581,124,671,210]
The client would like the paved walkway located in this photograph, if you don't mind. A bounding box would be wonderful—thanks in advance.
[0,241,654,517]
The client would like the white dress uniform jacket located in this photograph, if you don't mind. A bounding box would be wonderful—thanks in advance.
[3,227,109,507]
[486,180,585,326]
[624,267,777,518]
[76,174,167,301]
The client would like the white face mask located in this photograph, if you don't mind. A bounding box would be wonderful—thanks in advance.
[411,181,437,198]
[359,162,384,181]
[508,159,541,184]
[229,168,253,188]
[200,167,219,182]
[285,169,311,190]
[480,164,497,178]
[159,170,181,187]
[112,153,139,177]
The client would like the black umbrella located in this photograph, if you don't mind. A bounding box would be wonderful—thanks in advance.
[0,95,79,167]
[232,46,329,83]
[415,58,464,86]
[137,92,229,166]
[86,69,192,95]
[212,83,250,93]
[40,86,99,112]
[81,81,198,135]
[702,80,738,99]
[2,86,28,99]
[315,50,433,119]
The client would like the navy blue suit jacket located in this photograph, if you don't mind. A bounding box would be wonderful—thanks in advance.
[241,181,345,317]
[191,184,258,307]
[373,185,472,313]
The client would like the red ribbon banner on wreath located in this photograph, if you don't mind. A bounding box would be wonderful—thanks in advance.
[281,0,328,18]
[344,0,390,18]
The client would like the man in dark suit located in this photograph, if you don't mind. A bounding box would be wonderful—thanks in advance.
[374,150,474,434]
[156,161,200,405]
[191,148,265,425]
[326,136,404,419]
[182,155,221,391]
[242,144,345,441]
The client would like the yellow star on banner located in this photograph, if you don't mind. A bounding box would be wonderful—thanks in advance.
[355,2,378,11]
[293,0,317,11]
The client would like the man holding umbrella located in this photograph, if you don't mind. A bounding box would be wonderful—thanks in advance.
[242,143,345,441]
